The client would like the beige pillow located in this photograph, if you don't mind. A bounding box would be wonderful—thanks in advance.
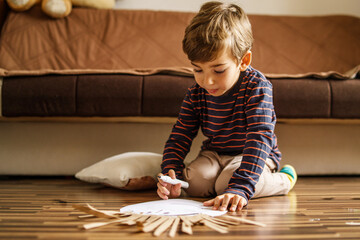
[75,152,162,190]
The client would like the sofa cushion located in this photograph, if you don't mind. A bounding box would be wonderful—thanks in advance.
[271,79,331,118]
[75,152,162,190]
[77,74,142,116]
[331,79,360,118]
[2,74,143,117]
[143,75,194,116]
[2,75,77,116]
[4,75,360,119]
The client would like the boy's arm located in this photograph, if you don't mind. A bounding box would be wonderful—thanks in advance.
[161,88,200,179]
[224,78,276,202]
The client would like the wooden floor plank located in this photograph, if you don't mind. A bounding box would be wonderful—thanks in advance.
[0,176,359,239]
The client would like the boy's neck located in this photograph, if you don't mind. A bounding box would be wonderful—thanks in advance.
[207,68,248,100]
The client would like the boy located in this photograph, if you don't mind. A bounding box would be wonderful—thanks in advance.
[157,1,297,212]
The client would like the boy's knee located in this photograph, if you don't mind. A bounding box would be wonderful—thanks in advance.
[183,166,217,197]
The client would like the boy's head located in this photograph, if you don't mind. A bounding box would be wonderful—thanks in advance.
[183,1,253,64]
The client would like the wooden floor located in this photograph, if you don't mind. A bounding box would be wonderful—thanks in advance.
[0,176,360,239]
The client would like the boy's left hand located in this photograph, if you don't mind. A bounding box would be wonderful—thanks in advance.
[203,193,247,212]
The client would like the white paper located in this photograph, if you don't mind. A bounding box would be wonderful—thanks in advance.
[120,199,227,217]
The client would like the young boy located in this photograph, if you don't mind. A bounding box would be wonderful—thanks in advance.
[157,1,297,212]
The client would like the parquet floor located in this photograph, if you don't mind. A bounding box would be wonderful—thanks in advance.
[0,176,359,239]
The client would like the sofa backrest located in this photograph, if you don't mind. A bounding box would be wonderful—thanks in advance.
[0,6,359,78]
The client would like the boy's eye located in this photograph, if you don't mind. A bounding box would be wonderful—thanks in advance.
[214,69,226,74]
[194,69,203,73]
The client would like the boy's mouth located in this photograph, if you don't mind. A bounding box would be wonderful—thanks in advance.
[207,89,219,94]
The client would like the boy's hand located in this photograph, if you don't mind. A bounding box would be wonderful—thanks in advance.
[203,193,247,212]
[157,169,181,200]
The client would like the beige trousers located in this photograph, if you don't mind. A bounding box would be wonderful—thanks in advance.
[183,150,291,198]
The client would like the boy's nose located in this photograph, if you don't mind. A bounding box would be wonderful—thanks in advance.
[204,75,215,85]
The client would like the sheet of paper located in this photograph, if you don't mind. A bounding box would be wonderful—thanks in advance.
[120,199,227,217]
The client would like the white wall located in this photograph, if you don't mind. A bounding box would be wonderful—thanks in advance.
[115,0,360,17]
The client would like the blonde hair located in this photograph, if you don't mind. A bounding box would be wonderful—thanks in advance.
[183,1,253,63]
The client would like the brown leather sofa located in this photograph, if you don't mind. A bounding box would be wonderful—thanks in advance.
[0,0,359,175]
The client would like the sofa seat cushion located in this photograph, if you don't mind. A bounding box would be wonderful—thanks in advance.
[2,74,143,117]
[272,79,331,118]
[331,79,360,118]
[2,74,360,118]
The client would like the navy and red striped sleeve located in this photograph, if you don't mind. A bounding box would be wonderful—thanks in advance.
[161,86,200,179]
[224,76,277,201]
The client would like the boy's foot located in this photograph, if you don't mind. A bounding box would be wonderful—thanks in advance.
[280,165,297,190]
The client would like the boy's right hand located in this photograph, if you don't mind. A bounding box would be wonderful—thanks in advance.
[157,169,181,200]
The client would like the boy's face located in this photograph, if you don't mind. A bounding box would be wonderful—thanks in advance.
[191,48,250,97]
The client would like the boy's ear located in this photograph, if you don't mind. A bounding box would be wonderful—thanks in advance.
[239,51,252,71]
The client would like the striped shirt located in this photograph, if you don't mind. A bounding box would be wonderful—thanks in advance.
[161,66,282,201]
